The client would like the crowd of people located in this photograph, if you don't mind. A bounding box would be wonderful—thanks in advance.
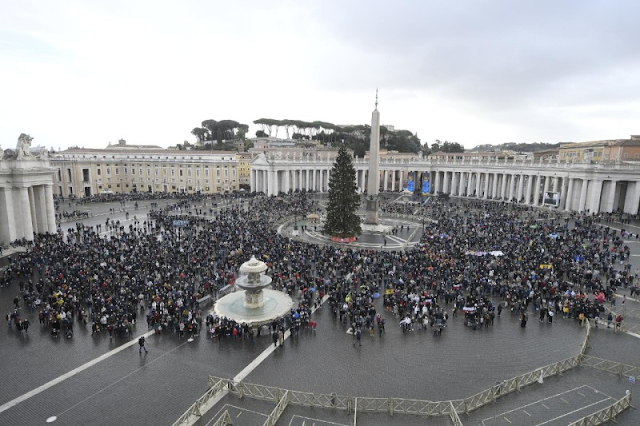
[2,190,637,350]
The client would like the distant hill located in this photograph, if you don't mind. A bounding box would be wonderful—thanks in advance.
[470,142,561,152]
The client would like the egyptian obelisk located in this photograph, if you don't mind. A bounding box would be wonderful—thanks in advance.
[365,90,381,224]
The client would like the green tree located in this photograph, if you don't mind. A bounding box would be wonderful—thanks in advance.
[323,147,361,238]
[191,127,208,143]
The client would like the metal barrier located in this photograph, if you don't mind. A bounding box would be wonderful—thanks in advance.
[175,312,640,425]
[211,410,233,426]
[449,401,464,426]
[355,397,459,416]
[454,355,582,415]
[263,390,289,426]
[567,392,632,426]
[581,355,640,379]
[172,377,228,426]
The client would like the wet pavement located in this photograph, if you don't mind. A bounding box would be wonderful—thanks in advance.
[0,196,639,425]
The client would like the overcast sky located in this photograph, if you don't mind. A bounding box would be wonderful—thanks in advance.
[2,0,639,151]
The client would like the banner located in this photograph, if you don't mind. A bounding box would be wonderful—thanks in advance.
[422,172,430,194]
[407,172,415,192]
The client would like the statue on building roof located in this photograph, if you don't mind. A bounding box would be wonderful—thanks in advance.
[15,133,34,160]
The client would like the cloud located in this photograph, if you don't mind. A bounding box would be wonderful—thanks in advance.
[0,0,639,149]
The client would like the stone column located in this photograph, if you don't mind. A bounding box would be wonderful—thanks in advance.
[306,170,310,191]
[451,172,458,196]
[564,178,574,212]
[517,174,525,201]
[326,169,331,192]
[533,176,541,206]
[434,171,441,194]
[507,174,515,201]
[271,170,279,196]
[578,179,589,212]
[45,184,56,233]
[391,170,396,192]
[588,179,603,213]
[552,177,560,193]
[458,172,466,196]
[399,170,404,191]
[441,171,449,194]
[35,186,48,233]
[28,186,38,234]
[525,175,533,204]
[467,172,475,196]
[492,173,498,199]
[475,173,482,197]
[20,187,34,240]
[0,188,16,244]
[542,176,550,197]
[383,170,389,191]
[624,182,640,214]
[284,170,290,194]
[602,180,617,213]
[500,173,508,200]
[250,170,256,192]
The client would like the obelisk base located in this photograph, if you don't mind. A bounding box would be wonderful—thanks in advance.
[364,196,380,225]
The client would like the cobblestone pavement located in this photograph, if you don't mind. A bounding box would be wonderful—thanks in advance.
[1,199,639,425]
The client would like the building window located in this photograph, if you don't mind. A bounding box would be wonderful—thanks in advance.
[179,169,183,177]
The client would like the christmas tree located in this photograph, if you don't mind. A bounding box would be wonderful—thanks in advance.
[324,147,361,238]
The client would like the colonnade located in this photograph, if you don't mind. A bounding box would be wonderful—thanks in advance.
[0,183,57,243]
[427,170,640,214]
[251,168,333,194]
[251,155,640,215]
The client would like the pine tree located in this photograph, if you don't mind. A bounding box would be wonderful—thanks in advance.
[324,147,361,238]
